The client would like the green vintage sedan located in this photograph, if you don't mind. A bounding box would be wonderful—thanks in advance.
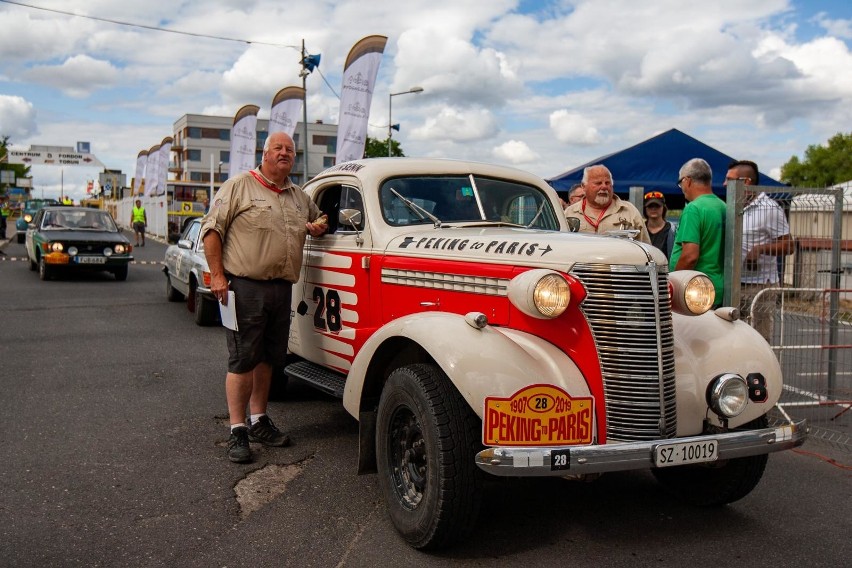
[25,206,134,281]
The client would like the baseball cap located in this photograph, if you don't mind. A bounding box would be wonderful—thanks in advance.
[644,191,666,208]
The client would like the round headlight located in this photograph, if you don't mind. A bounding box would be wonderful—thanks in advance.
[508,269,570,319]
[103,248,113,257]
[67,246,78,256]
[708,374,748,418]
[50,242,64,252]
[683,274,715,314]
[24,214,33,223]
[114,244,126,254]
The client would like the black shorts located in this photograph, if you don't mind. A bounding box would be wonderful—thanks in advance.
[225,276,293,373]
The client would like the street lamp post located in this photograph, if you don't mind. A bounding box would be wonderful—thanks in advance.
[388,86,424,157]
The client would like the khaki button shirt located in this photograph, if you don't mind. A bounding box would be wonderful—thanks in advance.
[564,196,651,244]
[200,170,322,282]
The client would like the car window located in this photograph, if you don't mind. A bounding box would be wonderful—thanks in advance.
[379,175,561,230]
[186,221,202,248]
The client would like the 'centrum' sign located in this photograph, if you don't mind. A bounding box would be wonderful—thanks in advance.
[7,145,105,168]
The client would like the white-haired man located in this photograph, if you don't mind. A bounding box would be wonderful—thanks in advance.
[563,165,650,243]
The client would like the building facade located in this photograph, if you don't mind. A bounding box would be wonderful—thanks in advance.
[170,114,339,188]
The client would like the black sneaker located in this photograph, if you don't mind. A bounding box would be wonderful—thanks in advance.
[248,415,291,447]
[227,426,252,463]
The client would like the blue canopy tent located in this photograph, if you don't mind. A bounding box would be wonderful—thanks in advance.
[546,128,785,204]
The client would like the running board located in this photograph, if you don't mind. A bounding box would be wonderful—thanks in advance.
[284,360,346,398]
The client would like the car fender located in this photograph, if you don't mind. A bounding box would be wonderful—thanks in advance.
[342,312,592,423]
[672,310,782,432]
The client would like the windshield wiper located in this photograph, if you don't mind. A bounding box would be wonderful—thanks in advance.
[389,187,442,228]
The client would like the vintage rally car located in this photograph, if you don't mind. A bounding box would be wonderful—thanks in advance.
[163,217,220,326]
[25,206,133,281]
[279,158,806,550]
[16,198,60,243]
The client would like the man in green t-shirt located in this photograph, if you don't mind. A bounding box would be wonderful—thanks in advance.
[669,158,726,306]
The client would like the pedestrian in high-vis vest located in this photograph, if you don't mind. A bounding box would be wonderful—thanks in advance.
[131,199,146,246]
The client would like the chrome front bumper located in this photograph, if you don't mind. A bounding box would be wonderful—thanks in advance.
[475,419,807,476]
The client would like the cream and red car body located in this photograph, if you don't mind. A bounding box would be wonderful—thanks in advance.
[284,158,806,549]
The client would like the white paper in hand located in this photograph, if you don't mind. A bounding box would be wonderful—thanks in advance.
[219,291,238,330]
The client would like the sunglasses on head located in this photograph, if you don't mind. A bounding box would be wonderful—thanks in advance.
[644,191,663,199]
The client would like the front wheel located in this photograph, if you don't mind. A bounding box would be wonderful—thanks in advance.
[17,233,25,244]
[192,283,219,326]
[651,416,769,507]
[376,364,483,550]
[113,265,128,281]
[38,257,52,281]
[165,274,184,301]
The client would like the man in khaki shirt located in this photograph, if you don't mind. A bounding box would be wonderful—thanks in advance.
[564,165,651,244]
[201,132,327,463]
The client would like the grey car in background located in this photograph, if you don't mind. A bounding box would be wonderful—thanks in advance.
[163,218,220,326]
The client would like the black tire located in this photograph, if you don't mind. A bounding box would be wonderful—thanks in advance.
[17,234,25,244]
[29,256,37,271]
[651,416,769,507]
[193,283,219,326]
[166,274,184,301]
[38,257,52,281]
[376,363,484,550]
[113,265,128,281]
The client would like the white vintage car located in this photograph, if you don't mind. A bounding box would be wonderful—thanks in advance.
[283,158,806,550]
[162,217,220,326]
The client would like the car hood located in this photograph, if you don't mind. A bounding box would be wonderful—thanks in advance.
[385,226,666,270]
[38,229,130,244]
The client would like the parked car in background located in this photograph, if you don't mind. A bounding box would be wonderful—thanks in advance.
[16,198,60,243]
[162,217,220,326]
[25,206,133,281]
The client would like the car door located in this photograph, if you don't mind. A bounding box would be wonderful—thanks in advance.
[289,183,374,374]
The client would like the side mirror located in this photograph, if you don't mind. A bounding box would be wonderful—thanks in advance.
[339,208,363,228]
[566,217,580,232]
[177,239,193,250]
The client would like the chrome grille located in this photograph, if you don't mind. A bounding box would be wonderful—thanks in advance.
[570,262,676,442]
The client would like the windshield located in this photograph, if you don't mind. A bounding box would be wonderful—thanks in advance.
[379,175,561,230]
[25,199,59,211]
[41,210,118,231]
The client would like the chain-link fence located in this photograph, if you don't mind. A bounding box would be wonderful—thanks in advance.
[724,182,852,452]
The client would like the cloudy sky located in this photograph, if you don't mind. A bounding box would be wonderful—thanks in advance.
[1,0,851,201]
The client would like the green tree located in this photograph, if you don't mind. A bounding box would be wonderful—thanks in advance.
[363,136,406,158]
[0,136,32,197]
[780,131,852,187]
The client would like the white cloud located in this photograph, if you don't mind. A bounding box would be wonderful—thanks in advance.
[412,107,500,142]
[0,95,38,140]
[24,55,120,98]
[549,110,601,145]
[492,140,539,164]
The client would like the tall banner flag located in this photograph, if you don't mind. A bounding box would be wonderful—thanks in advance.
[229,104,260,177]
[336,35,387,163]
[269,86,305,138]
[133,150,148,195]
[157,136,173,196]
[144,144,161,197]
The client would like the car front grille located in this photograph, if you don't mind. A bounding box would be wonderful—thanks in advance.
[570,262,676,442]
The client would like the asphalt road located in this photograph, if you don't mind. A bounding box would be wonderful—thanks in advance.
[1,231,850,568]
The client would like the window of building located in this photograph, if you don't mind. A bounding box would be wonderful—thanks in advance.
[219,151,229,163]
[257,131,268,150]
[187,149,201,161]
[313,135,337,152]
[189,172,203,182]
[323,156,336,168]
[219,129,230,141]
[188,127,202,139]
